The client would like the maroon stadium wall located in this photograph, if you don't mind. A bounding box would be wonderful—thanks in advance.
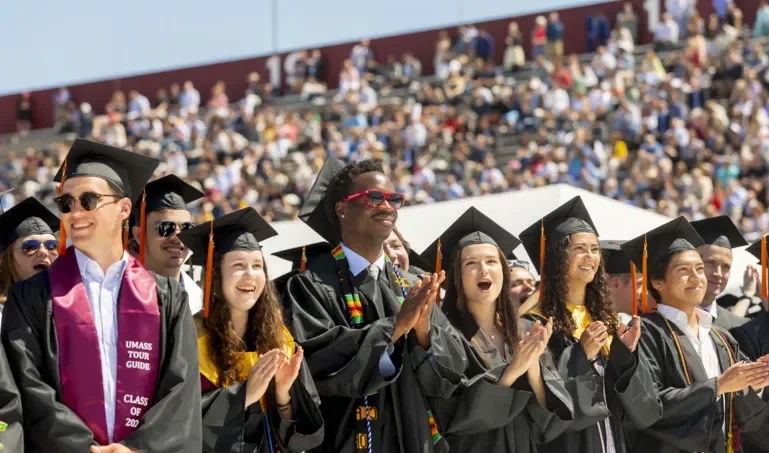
[0,0,757,135]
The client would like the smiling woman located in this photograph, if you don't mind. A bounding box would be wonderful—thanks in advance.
[177,207,324,453]
[0,197,60,310]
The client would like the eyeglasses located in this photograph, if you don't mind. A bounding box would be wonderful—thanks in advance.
[20,239,59,256]
[343,190,405,210]
[156,221,196,238]
[53,192,124,213]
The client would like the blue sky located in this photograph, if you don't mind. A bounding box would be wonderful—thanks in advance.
[0,0,607,95]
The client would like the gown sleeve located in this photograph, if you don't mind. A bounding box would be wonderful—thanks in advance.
[0,342,23,452]
[525,359,575,444]
[729,334,769,446]
[201,361,324,453]
[408,306,468,399]
[287,272,406,397]
[635,319,720,452]
[120,279,203,453]
[554,341,612,432]
[1,278,97,453]
[607,335,662,430]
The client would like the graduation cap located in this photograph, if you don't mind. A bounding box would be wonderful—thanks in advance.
[272,241,333,271]
[298,156,346,244]
[746,237,769,301]
[177,207,278,318]
[53,139,160,256]
[690,216,748,249]
[407,249,433,275]
[131,174,206,263]
[519,196,598,301]
[621,217,705,314]
[0,197,60,254]
[420,207,521,278]
[600,240,634,275]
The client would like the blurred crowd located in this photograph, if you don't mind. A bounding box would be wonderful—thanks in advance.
[5,1,769,240]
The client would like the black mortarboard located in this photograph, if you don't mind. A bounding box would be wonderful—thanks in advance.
[135,174,205,216]
[519,196,598,274]
[600,240,634,275]
[54,139,160,200]
[408,249,433,275]
[420,207,521,275]
[298,156,346,244]
[621,217,705,313]
[178,207,278,266]
[177,207,279,318]
[272,242,333,270]
[0,197,60,253]
[690,216,747,249]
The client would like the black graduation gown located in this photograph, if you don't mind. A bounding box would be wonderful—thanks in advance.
[713,305,748,331]
[420,314,574,453]
[731,312,769,361]
[285,253,467,453]
[0,270,203,453]
[634,312,769,453]
[200,364,324,452]
[523,312,658,453]
[0,343,23,452]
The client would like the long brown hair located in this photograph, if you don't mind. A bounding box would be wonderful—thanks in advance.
[0,246,20,304]
[443,245,521,360]
[540,235,617,337]
[201,253,287,387]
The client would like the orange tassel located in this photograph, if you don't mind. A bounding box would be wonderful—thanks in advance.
[538,218,545,303]
[761,235,768,300]
[139,190,147,263]
[58,160,68,256]
[641,234,649,313]
[203,221,215,318]
[631,262,638,316]
[435,238,443,304]
[299,245,307,271]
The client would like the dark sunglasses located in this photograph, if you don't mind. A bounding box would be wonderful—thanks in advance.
[54,192,124,213]
[20,239,59,256]
[343,190,405,210]
[157,221,196,238]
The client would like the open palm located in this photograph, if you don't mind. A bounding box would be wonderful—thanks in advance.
[274,347,304,398]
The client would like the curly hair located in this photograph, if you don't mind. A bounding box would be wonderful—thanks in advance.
[444,245,521,361]
[0,246,20,305]
[540,235,618,337]
[324,160,385,227]
[201,253,287,388]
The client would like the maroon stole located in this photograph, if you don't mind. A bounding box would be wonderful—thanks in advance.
[50,247,161,445]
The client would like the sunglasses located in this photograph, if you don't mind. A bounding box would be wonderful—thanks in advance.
[156,221,196,238]
[20,239,59,256]
[54,192,124,213]
[343,190,405,210]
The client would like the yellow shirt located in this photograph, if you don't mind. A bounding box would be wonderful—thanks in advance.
[566,303,613,356]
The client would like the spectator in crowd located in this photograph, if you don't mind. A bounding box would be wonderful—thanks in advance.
[654,12,681,49]
[180,81,201,109]
[546,12,565,60]
[503,21,526,72]
[586,12,611,51]
[532,16,548,58]
[756,1,769,37]
[474,27,495,62]
[617,2,639,42]
[666,0,695,38]
[16,92,33,136]
[350,39,374,73]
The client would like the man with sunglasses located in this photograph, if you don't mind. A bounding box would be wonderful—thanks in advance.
[130,174,205,314]
[1,139,201,453]
[285,157,466,453]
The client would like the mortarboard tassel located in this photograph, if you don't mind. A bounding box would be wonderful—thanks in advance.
[641,234,649,313]
[123,221,129,251]
[58,160,68,256]
[435,238,443,304]
[139,190,147,264]
[203,221,215,318]
[299,245,307,271]
[761,235,768,300]
[538,218,545,303]
[631,262,638,316]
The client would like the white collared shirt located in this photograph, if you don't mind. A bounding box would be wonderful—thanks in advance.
[701,302,719,319]
[75,248,129,443]
[340,243,397,378]
[656,304,721,379]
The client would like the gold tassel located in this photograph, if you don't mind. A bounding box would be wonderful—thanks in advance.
[139,190,147,263]
[538,218,545,303]
[203,221,215,318]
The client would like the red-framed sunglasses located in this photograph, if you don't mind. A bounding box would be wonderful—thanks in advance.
[343,190,405,210]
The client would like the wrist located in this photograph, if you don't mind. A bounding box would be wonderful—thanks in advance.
[276,391,291,406]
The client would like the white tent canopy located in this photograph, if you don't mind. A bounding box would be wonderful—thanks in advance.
[260,184,755,296]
